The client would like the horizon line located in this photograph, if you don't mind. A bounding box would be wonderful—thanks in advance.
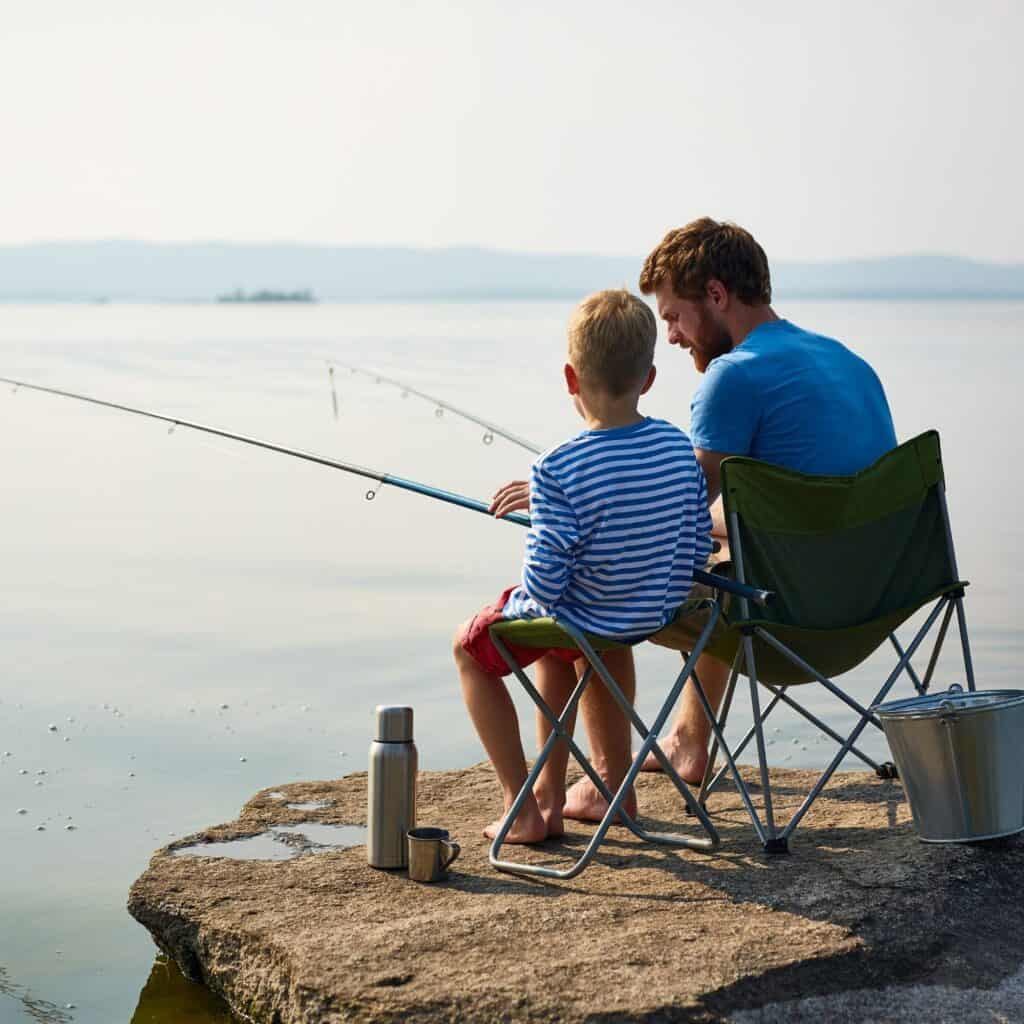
[1,239,1022,268]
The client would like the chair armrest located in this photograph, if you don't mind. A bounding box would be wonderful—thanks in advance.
[693,568,773,608]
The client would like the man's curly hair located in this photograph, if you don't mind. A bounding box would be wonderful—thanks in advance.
[639,218,771,305]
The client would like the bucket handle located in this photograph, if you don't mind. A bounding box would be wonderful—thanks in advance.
[940,683,964,722]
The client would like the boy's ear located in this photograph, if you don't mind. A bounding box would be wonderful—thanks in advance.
[639,364,657,395]
[564,363,580,395]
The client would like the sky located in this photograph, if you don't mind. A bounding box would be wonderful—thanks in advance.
[2,0,1021,261]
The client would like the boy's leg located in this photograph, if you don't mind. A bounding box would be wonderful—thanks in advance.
[557,647,639,823]
[531,654,580,838]
[453,622,547,844]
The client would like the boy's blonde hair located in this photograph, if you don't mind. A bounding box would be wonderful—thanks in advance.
[567,289,656,397]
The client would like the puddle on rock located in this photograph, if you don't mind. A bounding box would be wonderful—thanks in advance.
[173,823,367,861]
[285,800,332,811]
[275,822,357,847]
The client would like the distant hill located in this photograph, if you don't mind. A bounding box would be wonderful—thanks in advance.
[773,253,1024,299]
[1,241,1022,302]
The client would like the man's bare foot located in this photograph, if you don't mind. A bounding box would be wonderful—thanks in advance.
[483,796,549,844]
[563,777,638,824]
[535,799,564,838]
[639,731,708,784]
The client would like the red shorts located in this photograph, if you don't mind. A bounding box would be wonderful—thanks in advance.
[459,587,580,677]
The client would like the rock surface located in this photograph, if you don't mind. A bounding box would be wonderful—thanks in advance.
[128,765,1024,1022]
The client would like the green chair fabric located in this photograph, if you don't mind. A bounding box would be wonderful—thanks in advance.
[723,431,956,630]
[653,587,963,687]
[489,617,625,653]
[653,432,967,686]
[667,430,976,851]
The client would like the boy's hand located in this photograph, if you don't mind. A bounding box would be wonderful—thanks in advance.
[490,479,530,518]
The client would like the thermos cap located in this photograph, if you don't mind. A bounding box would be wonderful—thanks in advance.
[375,705,414,742]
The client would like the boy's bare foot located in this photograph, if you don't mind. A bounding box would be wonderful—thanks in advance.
[563,778,637,824]
[639,731,709,784]
[483,797,549,844]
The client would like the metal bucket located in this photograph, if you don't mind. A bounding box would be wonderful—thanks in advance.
[873,684,1024,843]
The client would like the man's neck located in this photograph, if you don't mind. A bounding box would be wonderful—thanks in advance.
[728,304,779,349]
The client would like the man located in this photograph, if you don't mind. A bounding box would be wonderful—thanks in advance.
[491,217,896,821]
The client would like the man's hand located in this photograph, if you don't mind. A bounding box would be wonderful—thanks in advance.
[490,479,530,519]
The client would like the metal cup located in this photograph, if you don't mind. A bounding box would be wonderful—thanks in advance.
[407,827,460,882]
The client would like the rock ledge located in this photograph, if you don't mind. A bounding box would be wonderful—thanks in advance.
[128,765,1024,1022]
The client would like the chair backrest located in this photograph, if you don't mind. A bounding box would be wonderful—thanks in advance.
[720,431,959,631]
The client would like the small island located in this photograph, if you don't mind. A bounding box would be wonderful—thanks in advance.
[216,288,316,303]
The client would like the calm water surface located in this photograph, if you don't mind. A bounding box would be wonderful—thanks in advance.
[0,299,1021,1022]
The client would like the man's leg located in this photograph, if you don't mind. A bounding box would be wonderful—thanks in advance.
[554,646,639,823]
[640,652,730,779]
[641,535,733,780]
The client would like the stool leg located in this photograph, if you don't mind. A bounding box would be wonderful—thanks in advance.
[489,605,724,880]
[698,650,742,804]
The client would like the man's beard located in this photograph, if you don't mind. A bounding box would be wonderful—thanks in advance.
[690,310,733,373]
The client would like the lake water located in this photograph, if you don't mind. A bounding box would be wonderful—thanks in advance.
[1,299,1021,1022]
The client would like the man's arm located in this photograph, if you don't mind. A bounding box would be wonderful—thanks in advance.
[690,357,757,537]
[695,447,732,541]
[695,447,728,505]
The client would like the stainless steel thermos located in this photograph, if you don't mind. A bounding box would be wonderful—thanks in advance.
[367,705,418,868]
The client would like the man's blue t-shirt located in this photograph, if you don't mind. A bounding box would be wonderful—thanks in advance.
[689,319,896,475]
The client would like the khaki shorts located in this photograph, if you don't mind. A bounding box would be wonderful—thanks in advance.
[649,559,734,656]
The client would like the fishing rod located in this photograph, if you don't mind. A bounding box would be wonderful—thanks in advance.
[328,360,543,455]
[0,375,770,604]
[0,375,530,528]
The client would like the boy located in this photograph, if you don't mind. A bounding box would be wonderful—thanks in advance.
[453,289,712,844]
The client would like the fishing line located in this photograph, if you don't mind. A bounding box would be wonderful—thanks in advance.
[1,374,769,604]
[327,364,339,421]
[327,360,542,454]
[0,374,530,528]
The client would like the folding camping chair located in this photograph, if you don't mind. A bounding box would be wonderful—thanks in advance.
[485,570,771,880]
[650,430,975,853]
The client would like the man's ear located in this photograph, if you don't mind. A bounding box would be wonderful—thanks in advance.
[639,364,657,395]
[706,278,729,310]
[564,363,580,395]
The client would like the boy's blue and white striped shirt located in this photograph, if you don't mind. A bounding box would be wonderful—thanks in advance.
[502,417,713,639]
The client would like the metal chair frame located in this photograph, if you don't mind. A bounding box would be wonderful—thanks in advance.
[688,480,975,854]
[487,600,725,880]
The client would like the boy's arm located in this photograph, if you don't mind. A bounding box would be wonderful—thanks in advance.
[519,462,579,611]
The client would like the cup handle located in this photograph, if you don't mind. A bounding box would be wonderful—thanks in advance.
[442,840,461,870]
